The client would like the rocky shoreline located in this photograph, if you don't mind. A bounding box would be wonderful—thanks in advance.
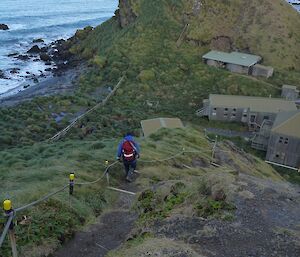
[0,28,91,105]
[0,66,83,107]
[0,23,9,30]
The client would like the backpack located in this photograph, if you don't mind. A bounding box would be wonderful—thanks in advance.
[122,140,136,161]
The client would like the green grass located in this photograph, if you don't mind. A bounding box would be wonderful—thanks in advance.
[1,0,300,255]
[1,0,299,150]
[0,127,283,256]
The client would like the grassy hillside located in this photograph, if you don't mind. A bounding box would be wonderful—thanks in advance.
[0,1,300,255]
[187,0,300,70]
[0,127,283,256]
[2,0,300,149]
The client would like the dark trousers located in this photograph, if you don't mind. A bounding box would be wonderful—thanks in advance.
[123,159,137,176]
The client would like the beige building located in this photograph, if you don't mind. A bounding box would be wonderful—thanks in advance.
[198,94,297,131]
[281,85,299,101]
[141,118,184,137]
[252,64,274,78]
[266,110,300,168]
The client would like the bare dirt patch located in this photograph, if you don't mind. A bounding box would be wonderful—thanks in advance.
[51,182,138,257]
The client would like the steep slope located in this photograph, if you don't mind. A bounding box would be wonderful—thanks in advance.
[1,1,300,256]
[79,0,300,70]
[2,127,298,257]
[187,0,300,70]
[1,0,300,149]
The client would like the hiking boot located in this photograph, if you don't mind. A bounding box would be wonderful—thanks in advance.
[126,170,134,182]
[125,175,132,182]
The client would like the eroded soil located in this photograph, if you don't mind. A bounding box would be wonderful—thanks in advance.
[51,180,138,257]
[153,173,300,257]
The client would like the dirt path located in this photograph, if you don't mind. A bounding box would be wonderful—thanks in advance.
[50,182,138,257]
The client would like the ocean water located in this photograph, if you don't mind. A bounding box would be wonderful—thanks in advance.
[0,0,118,95]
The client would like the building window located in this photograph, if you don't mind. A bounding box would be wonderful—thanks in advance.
[243,114,247,117]
[213,107,217,111]
[284,138,289,144]
[275,154,280,158]
[263,116,269,120]
[231,114,236,118]
[233,108,237,112]
[225,108,228,111]
[250,115,256,122]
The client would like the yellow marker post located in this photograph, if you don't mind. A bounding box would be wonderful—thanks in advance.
[105,160,109,166]
[3,200,18,257]
[69,173,75,195]
[69,173,75,181]
[3,199,12,213]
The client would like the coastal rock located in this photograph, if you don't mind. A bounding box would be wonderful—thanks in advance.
[33,38,44,43]
[0,24,9,30]
[0,70,7,79]
[40,53,51,62]
[53,50,72,61]
[40,47,48,52]
[9,68,20,74]
[118,0,137,28]
[15,54,30,61]
[7,52,18,57]
[27,45,41,54]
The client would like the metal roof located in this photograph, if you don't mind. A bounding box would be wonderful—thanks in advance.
[141,118,184,137]
[203,50,262,67]
[271,110,300,138]
[209,94,297,113]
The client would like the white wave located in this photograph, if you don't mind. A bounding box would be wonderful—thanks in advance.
[8,23,27,31]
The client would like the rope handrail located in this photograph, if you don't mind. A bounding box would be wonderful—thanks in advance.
[1,143,238,250]
[49,76,125,142]
[15,185,69,213]
[76,161,119,186]
[1,148,225,213]
[0,214,13,248]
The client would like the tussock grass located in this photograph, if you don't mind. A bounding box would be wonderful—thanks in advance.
[0,127,283,256]
[1,1,299,149]
[1,0,299,255]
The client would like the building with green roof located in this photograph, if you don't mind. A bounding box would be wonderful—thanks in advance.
[203,51,261,67]
[202,50,273,77]
[141,118,184,137]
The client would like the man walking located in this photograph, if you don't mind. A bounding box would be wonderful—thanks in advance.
[117,133,140,182]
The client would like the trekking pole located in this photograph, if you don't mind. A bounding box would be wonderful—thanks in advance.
[69,173,75,195]
[3,200,18,257]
